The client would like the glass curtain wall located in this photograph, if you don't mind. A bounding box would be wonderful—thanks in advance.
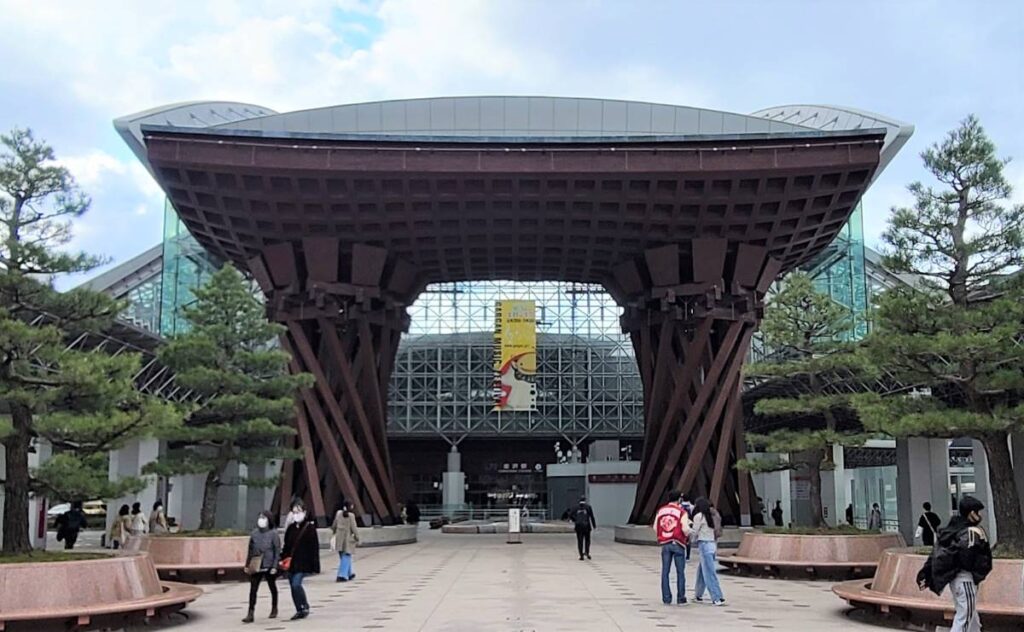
[159,200,221,337]
[803,203,870,340]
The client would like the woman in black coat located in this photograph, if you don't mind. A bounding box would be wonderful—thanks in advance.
[282,502,320,620]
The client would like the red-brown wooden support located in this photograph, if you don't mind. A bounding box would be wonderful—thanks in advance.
[249,240,420,525]
[616,241,781,526]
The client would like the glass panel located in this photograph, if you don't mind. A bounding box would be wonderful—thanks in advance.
[392,281,642,438]
[119,270,162,333]
[159,199,221,337]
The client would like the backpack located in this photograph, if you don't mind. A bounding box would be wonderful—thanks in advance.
[574,506,591,529]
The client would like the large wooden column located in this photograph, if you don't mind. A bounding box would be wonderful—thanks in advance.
[612,239,781,525]
[248,239,420,525]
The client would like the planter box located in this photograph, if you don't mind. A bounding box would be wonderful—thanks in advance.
[615,524,744,548]
[718,531,905,579]
[833,548,1024,628]
[0,552,201,631]
[126,535,249,583]
[356,525,417,547]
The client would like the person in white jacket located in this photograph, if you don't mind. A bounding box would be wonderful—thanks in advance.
[690,497,725,605]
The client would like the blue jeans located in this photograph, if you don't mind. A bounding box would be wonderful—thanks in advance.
[289,572,309,612]
[695,540,723,602]
[337,552,353,579]
[660,542,687,604]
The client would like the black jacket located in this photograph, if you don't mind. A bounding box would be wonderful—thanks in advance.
[56,509,87,532]
[918,511,941,546]
[283,519,321,574]
[573,504,596,530]
[917,516,993,594]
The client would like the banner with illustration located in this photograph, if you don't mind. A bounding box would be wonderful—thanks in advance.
[493,300,537,411]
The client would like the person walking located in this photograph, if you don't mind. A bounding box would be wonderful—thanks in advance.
[917,496,992,632]
[405,500,421,525]
[130,501,148,536]
[56,501,88,550]
[109,504,132,549]
[868,503,883,530]
[331,501,361,582]
[771,501,784,527]
[694,502,723,599]
[691,497,725,605]
[243,511,280,623]
[149,501,169,534]
[917,502,942,547]
[572,496,597,560]
[654,490,690,605]
[282,502,320,620]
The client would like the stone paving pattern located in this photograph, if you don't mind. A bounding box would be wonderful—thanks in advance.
[113,528,892,632]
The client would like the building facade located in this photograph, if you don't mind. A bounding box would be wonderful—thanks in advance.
[109,97,911,526]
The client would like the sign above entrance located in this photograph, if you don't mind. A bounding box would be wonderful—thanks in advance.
[588,473,639,484]
[493,300,537,411]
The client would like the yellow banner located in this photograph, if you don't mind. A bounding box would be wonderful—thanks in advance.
[493,300,537,411]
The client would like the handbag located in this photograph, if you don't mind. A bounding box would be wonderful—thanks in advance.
[914,525,923,540]
[279,521,312,573]
[245,556,262,575]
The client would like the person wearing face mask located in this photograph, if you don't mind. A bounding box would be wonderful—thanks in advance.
[243,511,281,623]
[282,502,320,620]
[917,496,993,632]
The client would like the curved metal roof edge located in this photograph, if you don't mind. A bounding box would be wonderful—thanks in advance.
[114,101,278,172]
[138,122,888,146]
[117,97,912,179]
[207,95,804,131]
[749,104,914,178]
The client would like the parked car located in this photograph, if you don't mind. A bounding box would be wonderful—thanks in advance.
[47,501,107,528]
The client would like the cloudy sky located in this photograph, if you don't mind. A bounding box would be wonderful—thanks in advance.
[1,0,1022,285]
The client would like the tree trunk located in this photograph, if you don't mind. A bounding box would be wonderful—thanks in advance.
[2,405,33,554]
[807,450,826,529]
[982,432,1024,551]
[198,466,222,531]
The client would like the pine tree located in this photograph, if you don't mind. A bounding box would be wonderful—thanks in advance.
[738,272,872,528]
[0,128,175,554]
[144,265,311,530]
[855,116,1024,552]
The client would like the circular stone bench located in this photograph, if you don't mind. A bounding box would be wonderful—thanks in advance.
[127,535,249,583]
[356,524,418,547]
[614,524,744,549]
[833,548,1024,628]
[0,552,201,632]
[718,531,905,579]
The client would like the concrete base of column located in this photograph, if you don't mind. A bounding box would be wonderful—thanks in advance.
[896,438,950,545]
[972,439,997,544]
[107,438,160,534]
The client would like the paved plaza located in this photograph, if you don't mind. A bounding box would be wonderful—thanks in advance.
[138,529,883,632]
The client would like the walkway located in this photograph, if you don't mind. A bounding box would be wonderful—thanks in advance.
[142,529,875,632]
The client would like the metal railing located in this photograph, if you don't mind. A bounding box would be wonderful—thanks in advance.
[417,505,551,523]
[851,517,900,533]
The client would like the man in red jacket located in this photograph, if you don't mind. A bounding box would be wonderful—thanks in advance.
[654,490,691,605]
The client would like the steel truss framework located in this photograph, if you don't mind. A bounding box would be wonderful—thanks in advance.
[142,129,885,525]
[390,281,642,440]
[21,309,197,404]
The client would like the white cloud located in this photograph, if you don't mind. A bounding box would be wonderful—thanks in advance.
[3,0,1021,275]
[57,150,126,190]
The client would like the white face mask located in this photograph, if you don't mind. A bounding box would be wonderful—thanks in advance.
[292,511,306,523]
[257,516,269,529]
